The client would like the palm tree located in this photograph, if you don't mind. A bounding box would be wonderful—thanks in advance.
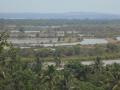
[61,70,71,90]
[34,53,43,73]
[92,56,103,73]
[106,63,120,90]
[54,56,62,67]
[42,65,56,90]
[58,69,80,90]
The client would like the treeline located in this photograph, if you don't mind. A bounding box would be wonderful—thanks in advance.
[18,44,120,61]
[2,19,120,26]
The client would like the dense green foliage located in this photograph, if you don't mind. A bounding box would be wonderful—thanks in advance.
[0,33,120,90]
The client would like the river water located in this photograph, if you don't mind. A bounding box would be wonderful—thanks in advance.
[81,59,120,65]
[44,59,120,67]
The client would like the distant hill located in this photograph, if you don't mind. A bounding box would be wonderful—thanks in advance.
[0,12,120,19]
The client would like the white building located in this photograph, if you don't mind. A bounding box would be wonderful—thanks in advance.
[80,38,108,45]
[56,31,65,37]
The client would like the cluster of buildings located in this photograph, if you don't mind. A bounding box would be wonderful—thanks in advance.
[9,30,65,38]
[7,25,111,47]
[7,25,84,47]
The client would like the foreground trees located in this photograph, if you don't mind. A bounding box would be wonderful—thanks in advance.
[1,50,120,90]
[0,33,120,90]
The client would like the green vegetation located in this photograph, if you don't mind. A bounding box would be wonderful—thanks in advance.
[16,44,120,62]
[1,19,120,90]
[1,19,120,38]
[0,33,120,90]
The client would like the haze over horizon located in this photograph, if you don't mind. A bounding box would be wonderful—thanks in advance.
[0,0,120,15]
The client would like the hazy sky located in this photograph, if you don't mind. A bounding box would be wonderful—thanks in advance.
[0,0,120,14]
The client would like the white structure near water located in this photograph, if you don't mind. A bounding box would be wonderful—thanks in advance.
[80,38,108,45]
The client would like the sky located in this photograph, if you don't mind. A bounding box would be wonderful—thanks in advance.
[0,0,120,14]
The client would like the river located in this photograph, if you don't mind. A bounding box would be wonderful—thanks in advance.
[44,59,120,67]
[81,59,120,65]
